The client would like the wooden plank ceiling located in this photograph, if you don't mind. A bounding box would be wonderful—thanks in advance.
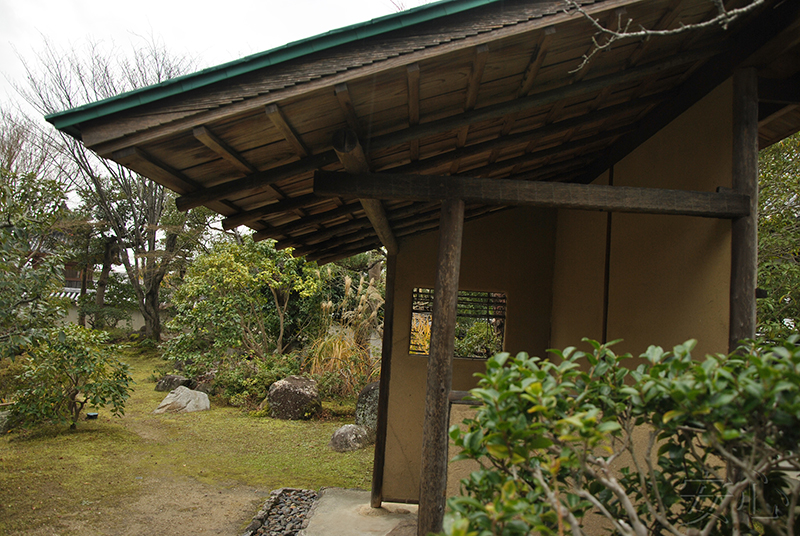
[70,0,800,264]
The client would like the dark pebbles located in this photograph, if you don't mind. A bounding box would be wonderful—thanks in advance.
[242,488,318,536]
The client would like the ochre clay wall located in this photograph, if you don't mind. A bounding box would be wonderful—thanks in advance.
[550,79,733,359]
[382,207,558,502]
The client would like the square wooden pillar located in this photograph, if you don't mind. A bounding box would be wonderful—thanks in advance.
[417,199,465,536]
[729,68,759,352]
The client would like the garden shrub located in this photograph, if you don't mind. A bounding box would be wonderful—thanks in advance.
[11,325,132,429]
[445,337,800,536]
[213,354,300,409]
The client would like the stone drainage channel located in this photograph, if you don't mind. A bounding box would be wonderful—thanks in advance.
[242,488,318,536]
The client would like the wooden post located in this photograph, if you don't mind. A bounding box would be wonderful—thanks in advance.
[371,254,397,508]
[418,199,465,536]
[729,68,759,352]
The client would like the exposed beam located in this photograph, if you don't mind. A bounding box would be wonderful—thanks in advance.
[729,68,759,352]
[221,193,318,230]
[265,103,310,158]
[579,0,800,184]
[372,48,711,155]
[333,129,400,255]
[518,26,556,98]
[314,171,750,219]
[407,64,421,161]
[193,126,257,174]
[175,51,701,211]
[418,198,464,536]
[113,146,200,194]
[452,45,490,173]
[382,95,661,177]
[175,151,338,211]
[627,0,686,68]
[335,83,362,135]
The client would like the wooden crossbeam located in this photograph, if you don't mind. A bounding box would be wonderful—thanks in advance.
[113,146,200,194]
[333,129,400,255]
[221,193,317,230]
[314,171,750,219]
[265,104,310,158]
[193,126,256,174]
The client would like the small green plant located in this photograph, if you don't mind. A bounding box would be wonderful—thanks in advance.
[445,337,800,536]
[11,325,133,429]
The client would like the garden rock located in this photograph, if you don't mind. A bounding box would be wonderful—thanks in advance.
[355,381,380,443]
[155,374,193,392]
[267,376,320,420]
[153,386,210,414]
[329,424,370,452]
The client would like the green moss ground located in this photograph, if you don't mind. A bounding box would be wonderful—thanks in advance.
[0,345,373,534]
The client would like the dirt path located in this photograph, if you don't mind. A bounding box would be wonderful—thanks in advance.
[34,477,263,536]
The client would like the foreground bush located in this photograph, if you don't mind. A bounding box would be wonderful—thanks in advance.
[445,338,800,536]
[11,325,132,429]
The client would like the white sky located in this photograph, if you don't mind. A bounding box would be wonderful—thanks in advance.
[0,0,428,115]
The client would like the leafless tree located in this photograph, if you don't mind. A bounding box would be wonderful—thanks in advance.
[564,0,766,71]
[15,36,209,341]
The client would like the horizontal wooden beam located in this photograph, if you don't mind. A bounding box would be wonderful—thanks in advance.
[314,171,750,219]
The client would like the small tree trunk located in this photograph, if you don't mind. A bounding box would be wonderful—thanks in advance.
[78,266,89,327]
[94,237,117,330]
[144,286,162,341]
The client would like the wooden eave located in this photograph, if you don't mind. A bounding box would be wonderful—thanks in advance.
[59,0,800,263]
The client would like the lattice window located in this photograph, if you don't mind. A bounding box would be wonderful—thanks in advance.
[410,288,506,360]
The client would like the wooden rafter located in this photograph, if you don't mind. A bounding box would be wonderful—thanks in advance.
[265,103,310,158]
[113,147,200,194]
[314,171,750,219]
[333,129,399,255]
[193,126,256,174]
[335,83,362,135]
[252,201,362,242]
[518,26,556,98]
[175,151,338,211]
[407,63,421,161]
[579,0,800,185]
[452,44,490,173]
[222,193,317,230]
[626,0,686,68]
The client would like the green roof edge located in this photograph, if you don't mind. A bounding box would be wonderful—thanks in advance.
[45,0,504,138]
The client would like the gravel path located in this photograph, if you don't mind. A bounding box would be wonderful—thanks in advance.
[242,488,318,536]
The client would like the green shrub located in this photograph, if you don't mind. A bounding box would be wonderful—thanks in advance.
[11,325,133,429]
[445,337,800,536]
[213,354,300,409]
